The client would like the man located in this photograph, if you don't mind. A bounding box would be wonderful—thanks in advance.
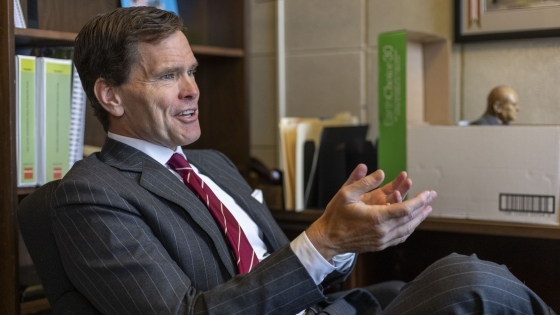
[471,85,520,125]
[52,7,554,315]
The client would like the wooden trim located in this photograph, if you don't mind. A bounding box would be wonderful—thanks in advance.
[14,28,244,58]
[20,298,51,315]
[191,45,244,58]
[269,209,560,240]
[18,187,37,196]
[15,27,76,46]
[1,0,20,313]
[419,217,560,240]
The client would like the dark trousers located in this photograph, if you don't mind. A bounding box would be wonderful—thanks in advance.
[315,253,555,315]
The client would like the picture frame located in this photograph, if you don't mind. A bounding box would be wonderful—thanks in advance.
[120,0,179,15]
[454,0,560,42]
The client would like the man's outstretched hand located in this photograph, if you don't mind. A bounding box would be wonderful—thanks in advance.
[305,164,436,261]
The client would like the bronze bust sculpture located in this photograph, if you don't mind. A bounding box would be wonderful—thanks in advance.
[471,86,519,125]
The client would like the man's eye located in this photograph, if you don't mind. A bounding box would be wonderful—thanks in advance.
[188,69,197,76]
[162,73,175,80]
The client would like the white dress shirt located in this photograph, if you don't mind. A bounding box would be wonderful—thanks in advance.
[107,133,355,287]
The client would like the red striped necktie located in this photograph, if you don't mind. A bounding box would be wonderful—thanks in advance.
[167,153,258,274]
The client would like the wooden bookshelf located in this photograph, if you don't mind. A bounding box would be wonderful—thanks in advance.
[2,1,249,314]
[1,1,19,314]
[17,187,37,196]
[15,28,244,58]
[20,298,50,315]
[15,28,75,46]
[192,45,244,58]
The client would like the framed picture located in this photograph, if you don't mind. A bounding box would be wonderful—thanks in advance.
[454,0,560,42]
[120,0,178,15]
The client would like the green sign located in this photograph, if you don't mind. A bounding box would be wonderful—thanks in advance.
[378,30,407,186]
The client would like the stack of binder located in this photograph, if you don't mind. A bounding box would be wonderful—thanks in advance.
[16,51,87,187]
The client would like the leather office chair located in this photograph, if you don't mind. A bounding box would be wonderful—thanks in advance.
[18,180,101,314]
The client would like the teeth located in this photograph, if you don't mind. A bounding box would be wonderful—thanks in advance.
[179,109,196,116]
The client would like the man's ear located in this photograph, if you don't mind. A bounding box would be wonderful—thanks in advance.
[94,78,124,117]
[493,101,503,114]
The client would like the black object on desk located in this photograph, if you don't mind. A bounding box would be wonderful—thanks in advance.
[304,125,377,209]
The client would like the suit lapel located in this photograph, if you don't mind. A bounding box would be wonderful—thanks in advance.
[186,150,288,251]
[100,139,236,277]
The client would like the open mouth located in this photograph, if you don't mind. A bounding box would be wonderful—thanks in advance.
[178,109,197,117]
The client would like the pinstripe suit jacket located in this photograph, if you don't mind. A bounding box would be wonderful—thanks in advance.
[51,138,347,315]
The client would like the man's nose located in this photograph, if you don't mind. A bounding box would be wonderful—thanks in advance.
[180,77,199,100]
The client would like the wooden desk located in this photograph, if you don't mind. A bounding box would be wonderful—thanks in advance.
[270,210,560,312]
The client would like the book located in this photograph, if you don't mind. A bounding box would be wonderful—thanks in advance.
[16,55,37,187]
[36,57,73,185]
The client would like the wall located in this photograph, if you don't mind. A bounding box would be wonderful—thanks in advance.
[248,1,278,168]
[248,0,560,169]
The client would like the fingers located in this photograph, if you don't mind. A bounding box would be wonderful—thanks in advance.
[382,204,432,247]
[341,165,386,200]
[387,190,402,205]
[375,191,436,249]
[384,190,437,221]
[313,187,436,257]
[390,171,409,191]
[389,171,412,199]
[342,164,369,187]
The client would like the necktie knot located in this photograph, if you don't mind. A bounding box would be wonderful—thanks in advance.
[167,153,193,178]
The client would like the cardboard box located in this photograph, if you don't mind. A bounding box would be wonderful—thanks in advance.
[378,30,450,183]
[377,30,559,225]
[407,125,560,226]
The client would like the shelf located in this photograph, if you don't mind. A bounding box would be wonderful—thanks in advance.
[20,298,51,315]
[15,28,244,58]
[269,209,560,240]
[192,45,244,58]
[15,28,76,46]
[18,187,37,196]
[419,217,560,240]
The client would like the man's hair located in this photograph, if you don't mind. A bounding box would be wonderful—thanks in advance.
[74,7,185,132]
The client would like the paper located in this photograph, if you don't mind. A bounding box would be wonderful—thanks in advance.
[69,65,87,167]
[279,112,359,211]
[14,0,26,29]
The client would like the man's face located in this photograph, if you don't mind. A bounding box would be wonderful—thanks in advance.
[110,31,200,149]
[497,91,519,123]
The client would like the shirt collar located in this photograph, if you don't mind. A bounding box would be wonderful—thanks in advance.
[107,132,187,166]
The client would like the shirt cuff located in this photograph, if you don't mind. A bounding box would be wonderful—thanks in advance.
[290,232,355,285]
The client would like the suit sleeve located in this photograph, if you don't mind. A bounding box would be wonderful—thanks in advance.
[52,175,326,315]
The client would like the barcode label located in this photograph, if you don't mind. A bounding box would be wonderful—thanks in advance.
[499,193,555,214]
